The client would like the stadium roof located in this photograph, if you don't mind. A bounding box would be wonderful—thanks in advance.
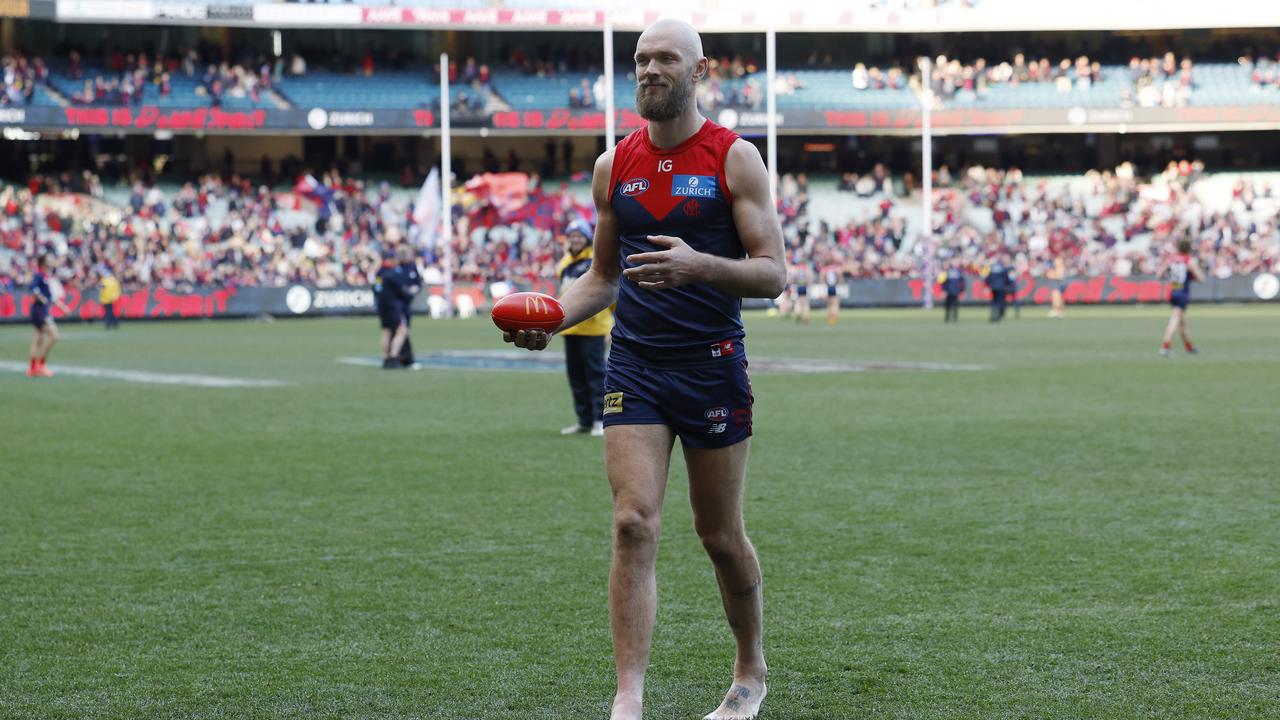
[18,0,1280,33]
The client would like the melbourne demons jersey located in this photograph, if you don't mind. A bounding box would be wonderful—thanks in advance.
[1169,253,1192,293]
[608,120,744,358]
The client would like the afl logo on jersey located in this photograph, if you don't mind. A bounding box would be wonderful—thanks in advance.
[621,178,649,197]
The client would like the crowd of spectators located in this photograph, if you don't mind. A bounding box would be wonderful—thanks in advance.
[1124,52,1195,109]
[1,53,44,106]
[0,170,590,296]
[1244,53,1280,94]
[4,161,1278,298]
[775,161,1280,285]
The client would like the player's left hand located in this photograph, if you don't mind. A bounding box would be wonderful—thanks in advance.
[623,235,707,290]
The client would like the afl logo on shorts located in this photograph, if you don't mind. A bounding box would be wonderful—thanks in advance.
[620,178,649,197]
[704,406,729,421]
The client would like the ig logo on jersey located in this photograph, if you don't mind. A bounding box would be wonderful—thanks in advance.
[620,178,649,197]
[658,159,673,172]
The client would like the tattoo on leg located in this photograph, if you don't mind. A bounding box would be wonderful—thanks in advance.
[732,580,761,600]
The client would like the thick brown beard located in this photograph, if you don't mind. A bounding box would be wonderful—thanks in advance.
[635,72,693,121]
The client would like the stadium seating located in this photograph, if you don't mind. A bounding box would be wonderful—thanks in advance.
[275,71,440,110]
[493,71,598,110]
[44,65,277,110]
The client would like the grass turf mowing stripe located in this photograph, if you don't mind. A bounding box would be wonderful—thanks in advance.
[0,361,289,387]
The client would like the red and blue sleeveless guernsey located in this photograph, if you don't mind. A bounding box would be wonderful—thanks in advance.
[608,119,743,362]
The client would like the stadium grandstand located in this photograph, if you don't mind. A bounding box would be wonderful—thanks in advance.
[2,0,1280,312]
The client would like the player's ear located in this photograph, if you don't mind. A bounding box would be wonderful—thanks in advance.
[693,56,709,83]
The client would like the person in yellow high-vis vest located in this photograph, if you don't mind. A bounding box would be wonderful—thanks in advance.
[99,266,121,330]
[556,219,613,436]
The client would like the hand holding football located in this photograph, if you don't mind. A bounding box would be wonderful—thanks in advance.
[491,292,564,334]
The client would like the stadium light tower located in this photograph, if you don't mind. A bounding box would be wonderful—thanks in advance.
[604,15,616,150]
[920,55,934,311]
[765,26,777,202]
[440,52,454,312]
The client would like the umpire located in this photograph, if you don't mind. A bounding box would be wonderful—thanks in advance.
[396,244,422,367]
[985,254,1012,323]
[938,260,966,323]
[556,219,613,437]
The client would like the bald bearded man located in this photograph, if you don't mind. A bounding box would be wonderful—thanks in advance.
[503,18,785,720]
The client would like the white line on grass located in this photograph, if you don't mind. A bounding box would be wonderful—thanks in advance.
[0,361,288,387]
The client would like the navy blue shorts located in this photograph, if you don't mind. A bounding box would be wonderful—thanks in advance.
[30,306,49,329]
[377,305,403,330]
[1170,291,1190,310]
[602,347,753,450]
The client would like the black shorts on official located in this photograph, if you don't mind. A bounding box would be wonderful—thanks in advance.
[377,306,403,330]
[602,340,753,450]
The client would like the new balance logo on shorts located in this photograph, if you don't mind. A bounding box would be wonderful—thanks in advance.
[710,340,735,358]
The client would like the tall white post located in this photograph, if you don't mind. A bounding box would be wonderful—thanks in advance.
[920,56,934,310]
[765,27,777,202]
[440,52,454,313]
[604,16,616,150]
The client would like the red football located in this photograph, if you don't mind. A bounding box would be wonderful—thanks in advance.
[491,291,565,334]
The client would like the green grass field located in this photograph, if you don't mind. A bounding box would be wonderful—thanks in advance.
[2,305,1278,720]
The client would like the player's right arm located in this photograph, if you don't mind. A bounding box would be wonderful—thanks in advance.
[506,150,620,351]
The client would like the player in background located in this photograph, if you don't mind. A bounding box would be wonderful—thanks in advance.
[1047,256,1067,318]
[98,265,121,330]
[1160,238,1202,357]
[373,249,412,369]
[557,218,614,437]
[790,259,812,325]
[937,259,966,323]
[28,255,68,377]
[396,245,422,368]
[821,262,841,325]
[503,18,785,720]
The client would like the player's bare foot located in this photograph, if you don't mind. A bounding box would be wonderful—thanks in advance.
[609,693,643,720]
[703,677,767,720]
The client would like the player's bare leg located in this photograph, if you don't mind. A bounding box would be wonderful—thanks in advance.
[1160,308,1182,356]
[28,328,42,376]
[827,297,839,325]
[37,323,59,376]
[389,323,408,358]
[685,439,767,720]
[605,424,675,720]
[1178,312,1196,353]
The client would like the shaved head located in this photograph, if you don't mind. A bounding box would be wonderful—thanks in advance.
[638,18,703,63]
[633,19,708,122]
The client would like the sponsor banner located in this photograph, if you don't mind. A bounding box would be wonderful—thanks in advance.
[152,2,205,21]
[4,275,1274,325]
[359,7,604,28]
[4,103,1280,135]
[56,0,153,21]
[206,4,251,21]
[747,274,1280,310]
[252,2,360,27]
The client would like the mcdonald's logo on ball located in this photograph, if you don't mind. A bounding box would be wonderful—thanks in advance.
[492,291,565,334]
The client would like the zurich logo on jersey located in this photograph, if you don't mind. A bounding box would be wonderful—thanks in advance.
[620,178,649,197]
[672,174,717,198]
